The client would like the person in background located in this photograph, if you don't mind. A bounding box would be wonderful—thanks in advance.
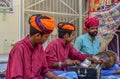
[74,17,120,78]
[6,14,66,79]
[74,17,100,55]
[45,22,90,79]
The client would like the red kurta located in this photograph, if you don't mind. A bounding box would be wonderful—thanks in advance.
[6,35,49,79]
[45,38,88,71]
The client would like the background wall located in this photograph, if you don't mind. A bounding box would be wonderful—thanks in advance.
[0,0,21,54]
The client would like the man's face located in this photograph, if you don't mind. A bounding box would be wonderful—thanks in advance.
[65,31,75,44]
[87,26,98,37]
[36,33,49,44]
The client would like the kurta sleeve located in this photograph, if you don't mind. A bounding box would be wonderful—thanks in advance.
[45,44,57,68]
[74,37,83,52]
[6,47,24,79]
[41,53,50,75]
[68,45,88,61]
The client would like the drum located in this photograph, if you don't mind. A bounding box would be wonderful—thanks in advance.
[95,50,117,68]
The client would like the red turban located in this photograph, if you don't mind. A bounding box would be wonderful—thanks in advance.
[29,14,55,34]
[57,22,75,31]
[84,17,99,30]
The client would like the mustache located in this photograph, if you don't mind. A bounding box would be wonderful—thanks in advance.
[89,31,98,36]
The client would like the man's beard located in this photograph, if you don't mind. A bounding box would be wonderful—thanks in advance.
[88,31,98,37]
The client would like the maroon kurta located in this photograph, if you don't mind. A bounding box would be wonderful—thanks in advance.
[6,36,49,79]
[45,38,88,71]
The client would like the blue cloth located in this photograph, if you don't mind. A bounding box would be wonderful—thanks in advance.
[74,33,100,55]
[101,64,120,76]
[101,75,120,79]
[0,77,5,79]
[52,70,78,79]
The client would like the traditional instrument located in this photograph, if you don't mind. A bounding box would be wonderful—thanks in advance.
[94,50,117,68]
[68,50,117,79]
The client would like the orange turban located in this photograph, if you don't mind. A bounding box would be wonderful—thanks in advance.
[84,17,99,28]
[29,14,55,34]
[57,22,75,31]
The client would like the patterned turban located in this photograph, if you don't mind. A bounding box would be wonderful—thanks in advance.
[84,17,99,30]
[29,14,55,34]
[57,22,75,31]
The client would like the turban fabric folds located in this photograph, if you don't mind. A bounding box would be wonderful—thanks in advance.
[84,17,99,30]
[57,22,76,31]
[29,14,55,34]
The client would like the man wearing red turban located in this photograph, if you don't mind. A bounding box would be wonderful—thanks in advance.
[45,22,89,79]
[6,14,65,79]
[74,17,100,55]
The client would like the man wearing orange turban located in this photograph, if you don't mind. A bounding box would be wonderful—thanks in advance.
[74,17,100,55]
[29,14,55,34]
[45,22,89,79]
[6,14,66,79]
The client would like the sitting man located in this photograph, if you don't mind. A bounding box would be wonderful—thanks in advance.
[45,22,89,79]
[6,14,65,79]
[74,17,100,55]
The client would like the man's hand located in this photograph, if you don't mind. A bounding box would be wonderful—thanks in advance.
[93,59,104,64]
[66,60,80,66]
[88,54,93,57]
[87,58,105,64]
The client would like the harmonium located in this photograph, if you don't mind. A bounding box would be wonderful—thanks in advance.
[68,63,102,79]
[68,50,117,79]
